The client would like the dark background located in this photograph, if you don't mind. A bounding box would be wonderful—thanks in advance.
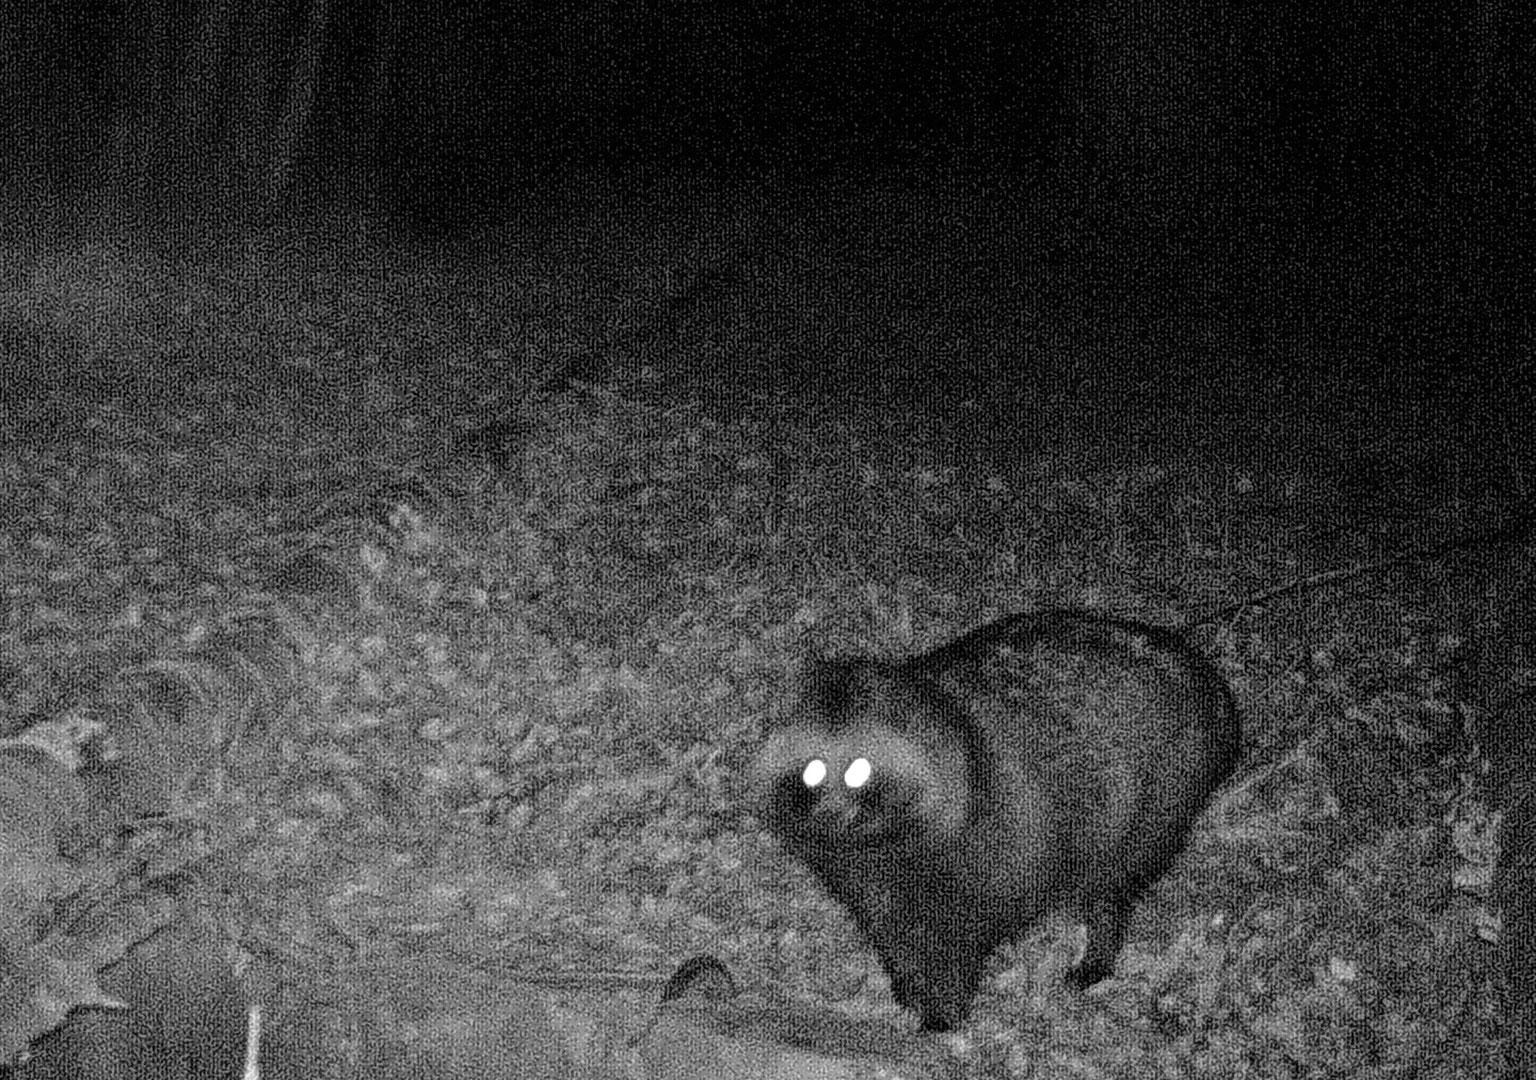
[5,1,1527,244]
[2,0,1531,445]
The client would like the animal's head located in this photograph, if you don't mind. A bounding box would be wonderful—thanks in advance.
[753,660,970,848]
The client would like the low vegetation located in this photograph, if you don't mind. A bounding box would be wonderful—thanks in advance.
[0,217,1524,1077]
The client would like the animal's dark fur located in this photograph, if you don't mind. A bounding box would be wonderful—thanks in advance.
[754,609,1240,1031]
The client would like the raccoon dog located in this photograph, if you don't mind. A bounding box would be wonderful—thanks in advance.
[753,609,1240,1031]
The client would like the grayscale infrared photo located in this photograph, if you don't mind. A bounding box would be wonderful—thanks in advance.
[0,3,1531,1077]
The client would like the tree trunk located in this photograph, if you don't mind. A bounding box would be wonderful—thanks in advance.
[364,0,401,174]
[266,0,331,208]
[179,0,236,164]
[102,0,175,217]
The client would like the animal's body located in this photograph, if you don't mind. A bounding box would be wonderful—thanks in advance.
[754,609,1240,1031]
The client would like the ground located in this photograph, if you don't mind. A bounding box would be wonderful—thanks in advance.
[0,173,1527,1077]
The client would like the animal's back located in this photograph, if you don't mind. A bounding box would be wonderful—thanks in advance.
[908,609,1239,906]
[756,608,1240,1029]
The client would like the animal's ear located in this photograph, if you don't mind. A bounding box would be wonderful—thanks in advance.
[783,643,849,709]
[793,641,838,684]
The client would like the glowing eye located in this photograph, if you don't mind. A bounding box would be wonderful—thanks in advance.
[844,757,872,789]
[802,758,828,788]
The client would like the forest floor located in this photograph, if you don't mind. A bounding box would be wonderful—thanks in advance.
[0,174,1530,1078]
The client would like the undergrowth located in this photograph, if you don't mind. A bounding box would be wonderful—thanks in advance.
[0,232,1518,1077]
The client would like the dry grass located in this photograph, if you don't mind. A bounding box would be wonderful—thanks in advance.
[0,208,1524,1077]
